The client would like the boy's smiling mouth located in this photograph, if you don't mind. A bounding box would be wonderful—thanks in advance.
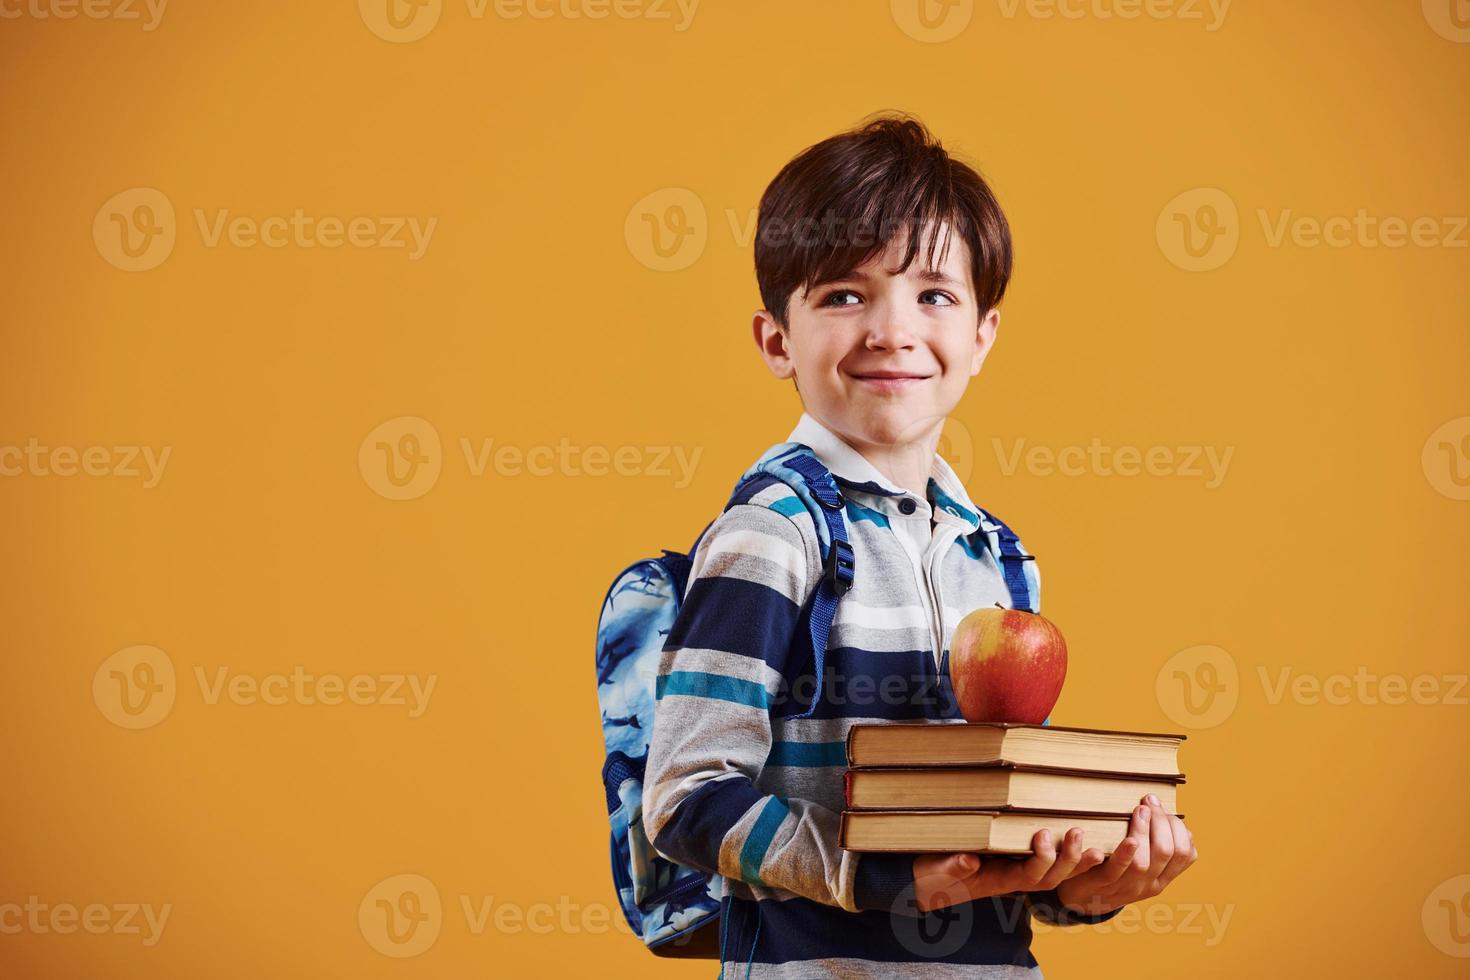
[850,370,933,393]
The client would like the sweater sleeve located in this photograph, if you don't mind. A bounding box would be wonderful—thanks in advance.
[642,499,918,916]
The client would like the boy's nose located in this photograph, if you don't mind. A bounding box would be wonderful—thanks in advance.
[863,308,920,351]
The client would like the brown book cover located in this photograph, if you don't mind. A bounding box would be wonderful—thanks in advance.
[843,763,1184,813]
[839,806,1188,855]
[846,722,1186,775]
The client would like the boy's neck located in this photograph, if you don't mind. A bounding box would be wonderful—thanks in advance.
[842,428,941,502]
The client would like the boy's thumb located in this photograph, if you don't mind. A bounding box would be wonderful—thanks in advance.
[955,853,979,873]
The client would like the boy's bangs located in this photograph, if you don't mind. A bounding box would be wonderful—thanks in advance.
[755,114,1012,325]
[797,200,972,302]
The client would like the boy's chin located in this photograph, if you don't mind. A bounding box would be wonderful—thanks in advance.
[851,407,947,448]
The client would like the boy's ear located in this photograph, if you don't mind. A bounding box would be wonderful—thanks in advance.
[971,307,1001,377]
[752,309,795,380]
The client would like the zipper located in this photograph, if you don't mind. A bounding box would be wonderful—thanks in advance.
[923,523,964,671]
[897,512,964,672]
[894,529,938,673]
[883,494,968,709]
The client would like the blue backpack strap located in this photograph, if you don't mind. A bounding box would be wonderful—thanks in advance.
[779,452,852,720]
[714,443,852,720]
[976,507,1038,613]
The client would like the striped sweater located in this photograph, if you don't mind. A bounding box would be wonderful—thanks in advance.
[643,412,1121,978]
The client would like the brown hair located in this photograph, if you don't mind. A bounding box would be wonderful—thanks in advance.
[754,113,1013,328]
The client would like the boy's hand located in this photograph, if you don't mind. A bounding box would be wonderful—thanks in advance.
[1052,794,1197,917]
[912,826,1106,914]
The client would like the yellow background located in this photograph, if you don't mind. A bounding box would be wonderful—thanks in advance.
[2,1,1468,977]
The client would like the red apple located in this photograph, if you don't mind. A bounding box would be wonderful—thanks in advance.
[949,605,1068,724]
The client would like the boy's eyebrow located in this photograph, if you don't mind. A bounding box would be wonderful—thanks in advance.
[914,269,964,286]
[810,268,966,288]
[807,269,872,288]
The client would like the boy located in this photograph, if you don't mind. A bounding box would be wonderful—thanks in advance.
[643,115,1197,978]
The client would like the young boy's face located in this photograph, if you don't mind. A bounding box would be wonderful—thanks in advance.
[754,222,1000,455]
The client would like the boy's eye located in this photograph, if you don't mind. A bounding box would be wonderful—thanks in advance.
[817,288,959,308]
[820,289,862,308]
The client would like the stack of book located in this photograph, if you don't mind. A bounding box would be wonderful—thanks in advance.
[838,723,1186,855]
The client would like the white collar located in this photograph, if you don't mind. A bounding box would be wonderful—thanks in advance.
[786,411,982,530]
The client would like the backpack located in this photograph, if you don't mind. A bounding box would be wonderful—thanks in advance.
[594,442,855,957]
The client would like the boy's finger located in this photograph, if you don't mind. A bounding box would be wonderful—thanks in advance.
[1013,829,1059,888]
[1033,828,1085,890]
[1093,835,1140,886]
[1128,801,1148,838]
[1072,848,1107,876]
[918,855,980,911]
[1128,805,1152,874]
[1156,816,1193,886]
[928,853,981,887]
[1172,816,1193,859]
[952,852,982,879]
[921,852,979,875]
[1144,803,1174,879]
